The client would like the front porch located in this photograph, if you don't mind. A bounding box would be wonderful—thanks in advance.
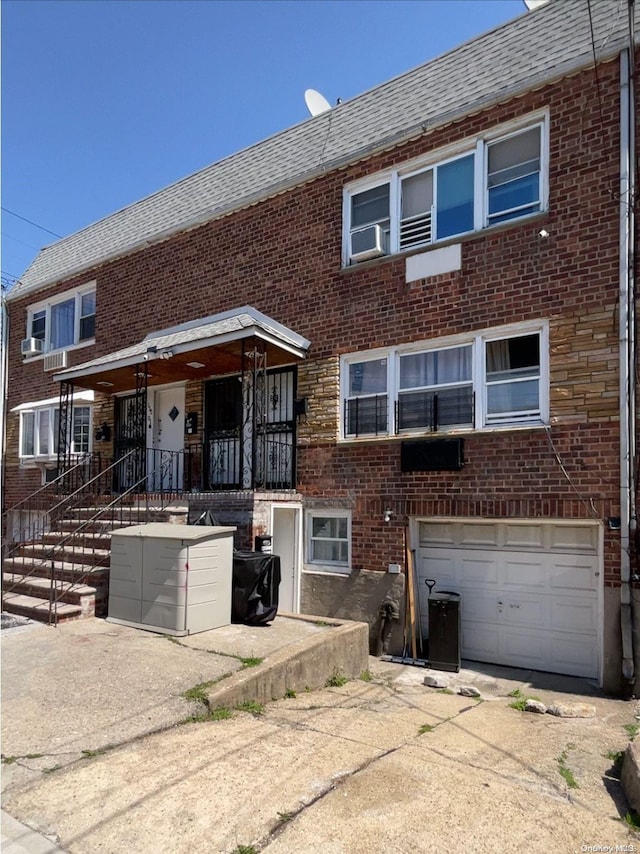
[53,305,311,495]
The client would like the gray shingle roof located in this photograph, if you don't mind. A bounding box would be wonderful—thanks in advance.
[10,0,636,301]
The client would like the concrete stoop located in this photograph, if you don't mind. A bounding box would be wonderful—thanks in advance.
[204,615,370,710]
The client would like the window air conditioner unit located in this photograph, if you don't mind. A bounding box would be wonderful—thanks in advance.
[350,224,386,262]
[21,337,44,357]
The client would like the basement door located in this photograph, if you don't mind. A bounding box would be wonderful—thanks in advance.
[416,520,601,679]
[148,386,185,492]
[271,505,301,613]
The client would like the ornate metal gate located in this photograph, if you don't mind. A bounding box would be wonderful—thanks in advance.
[113,366,147,492]
[204,344,296,490]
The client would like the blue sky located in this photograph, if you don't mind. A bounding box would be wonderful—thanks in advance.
[2,0,526,288]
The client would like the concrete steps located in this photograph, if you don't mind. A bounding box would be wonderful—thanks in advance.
[18,543,111,567]
[2,573,98,619]
[2,503,188,625]
[1,592,84,623]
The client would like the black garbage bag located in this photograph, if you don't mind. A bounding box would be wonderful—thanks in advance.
[232,551,281,626]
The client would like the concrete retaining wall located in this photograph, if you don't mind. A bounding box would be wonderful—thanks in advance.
[205,615,369,709]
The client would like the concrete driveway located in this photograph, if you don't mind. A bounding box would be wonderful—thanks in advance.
[2,617,640,853]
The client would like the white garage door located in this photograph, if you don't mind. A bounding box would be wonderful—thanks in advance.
[417,520,600,679]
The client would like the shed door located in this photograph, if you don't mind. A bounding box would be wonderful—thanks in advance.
[417,521,600,678]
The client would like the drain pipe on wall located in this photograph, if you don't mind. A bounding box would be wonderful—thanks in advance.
[619,44,636,687]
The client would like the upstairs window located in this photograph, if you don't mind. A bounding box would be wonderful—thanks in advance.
[398,345,473,431]
[487,126,541,225]
[344,116,546,265]
[485,333,541,424]
[25,284,96,356]
[344,357,388,437]
[349,184,390,261]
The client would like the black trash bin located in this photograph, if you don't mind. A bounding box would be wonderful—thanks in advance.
[427,591,461,673]
[232,551,281,626]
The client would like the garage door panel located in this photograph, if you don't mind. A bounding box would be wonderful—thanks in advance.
[498,596,546,628]
[419,523,458,546]
[549,524,599,552]
[502,555,547,589]
[460,555,499,585]
[419,550,457,585]
[551,597,598,633]
[550,635,597,677]
[457,589,499,622]
[503,525,545,549]
[549,557,598,592]
[460,523,500,547]
[500,628,548,669]
[461,623,499,659]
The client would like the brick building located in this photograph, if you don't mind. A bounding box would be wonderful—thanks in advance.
[3,0,638,692]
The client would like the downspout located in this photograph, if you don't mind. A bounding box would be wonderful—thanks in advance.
[0,289,8,513]
[619,43,636,686]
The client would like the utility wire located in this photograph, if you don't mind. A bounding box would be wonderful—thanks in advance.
[2,232,40,251]
[1,206,62,239]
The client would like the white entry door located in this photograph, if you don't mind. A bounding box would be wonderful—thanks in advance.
[148,386,185,492]
[417,520,601,679]
[271,505,301,613]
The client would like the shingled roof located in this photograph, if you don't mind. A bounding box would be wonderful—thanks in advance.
[9,0,636,301]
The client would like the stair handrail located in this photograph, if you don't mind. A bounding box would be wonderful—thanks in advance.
[2,449,138,613]
[2,451,135,559]
[46,449,193,624]
[1,454,96,521]
[2,447,194,623]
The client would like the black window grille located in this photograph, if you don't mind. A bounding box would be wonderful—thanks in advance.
[397,387,474,432]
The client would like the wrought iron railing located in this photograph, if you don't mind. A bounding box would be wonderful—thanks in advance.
[204,433,294,490]
[397,387,475,432]
[1,448,196,625]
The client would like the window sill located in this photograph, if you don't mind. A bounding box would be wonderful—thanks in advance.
[338,421,548,444]
[303,565,352,577]
[339,210,549,274]
[21,338,96,363]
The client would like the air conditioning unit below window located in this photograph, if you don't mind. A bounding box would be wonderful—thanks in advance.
[21,337,44,357]
[350,224,386,262]
[44,350,67,372]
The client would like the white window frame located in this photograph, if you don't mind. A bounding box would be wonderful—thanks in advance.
[25,282,96,356]
[18,403,93,460]
[340,321,549,439]
[305,509,352,574]
[343,112,549,266]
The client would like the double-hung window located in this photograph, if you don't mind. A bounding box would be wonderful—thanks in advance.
[25,284,96,355]
[486,126,542,225]
[398,345,474,431]
[345,116,546,264]
[19,405,92,459]
[484,333,541,424]
[341,323,547,438]
[344,357,388,437]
